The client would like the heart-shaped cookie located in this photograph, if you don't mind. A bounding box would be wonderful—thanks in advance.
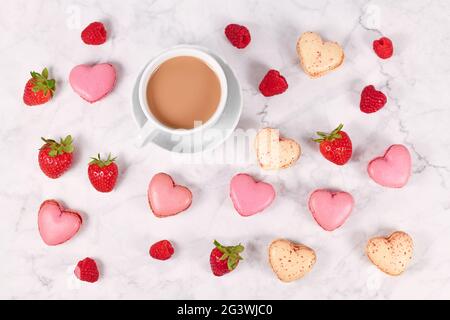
[148,173,193,218]
[366,231,413,276]
[368,144,411,188]
[69,63,116,103]
[255,128,301,170]
[296,32,344,78]
[269,239,316,283]
[38,200,82,246]
[230,173,275,217]
[308,189,354,231]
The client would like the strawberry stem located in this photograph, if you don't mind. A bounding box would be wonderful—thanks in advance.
[30,67,56,95]
[213,240,244,271]
[313,124,344,143]
[89,153,117,168]
[41,135,74,157]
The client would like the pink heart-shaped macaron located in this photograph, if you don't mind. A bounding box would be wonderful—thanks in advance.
[38,200,82,246]
[368,144,412,188]
[69,63,116,103]
[148,173,193,218]
[230,173,276,217]
[308,190,354,231]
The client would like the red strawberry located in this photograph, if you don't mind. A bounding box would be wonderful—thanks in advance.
[373,37,394,59]
[259,70,288,97]
[225,24,251,49]
[360,85,387,114]
[150,240,175,261]
[210,240,244,277]
[88,154,119,193]
[74,258,99,283]
[23,68,56,106]
[314,124,353,166]
[81,22,107,45]
[38,135,74,179]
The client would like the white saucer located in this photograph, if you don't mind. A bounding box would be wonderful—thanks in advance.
[131,46,243,153]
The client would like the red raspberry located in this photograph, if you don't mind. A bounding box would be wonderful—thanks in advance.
[360,85,387,114]
[225,24,251,49]
[150,240,174,261]
[81,22,107,45]
[259,70,288,97]
[74,258,99,283]
[373,37,393,59]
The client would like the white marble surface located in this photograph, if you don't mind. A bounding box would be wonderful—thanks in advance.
[1,0,450,300]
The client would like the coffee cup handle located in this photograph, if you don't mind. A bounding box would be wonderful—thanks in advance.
[135,120,158,148]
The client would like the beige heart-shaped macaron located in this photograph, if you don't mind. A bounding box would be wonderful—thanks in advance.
[296,32,344,78]
[269,239,316,283]
[366,231,413,276]
[255,128,301,170]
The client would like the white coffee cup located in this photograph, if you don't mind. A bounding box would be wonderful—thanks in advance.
[136,46,228,146]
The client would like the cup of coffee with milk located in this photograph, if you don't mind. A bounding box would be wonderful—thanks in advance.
[137,47,228,146]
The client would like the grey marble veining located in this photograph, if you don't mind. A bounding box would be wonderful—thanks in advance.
[1,0,450,299]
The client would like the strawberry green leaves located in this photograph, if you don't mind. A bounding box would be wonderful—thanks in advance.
[214,240,244,271]
[31,68,56,96]
[41,135,74,157]
[89,153,117,168]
